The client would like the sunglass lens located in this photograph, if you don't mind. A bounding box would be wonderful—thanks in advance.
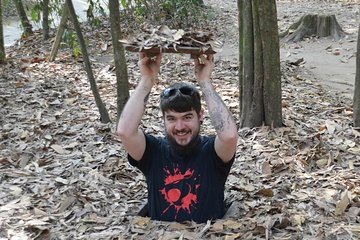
[179,86,193,95]
[162,86,194,98]
[162,88,176,98]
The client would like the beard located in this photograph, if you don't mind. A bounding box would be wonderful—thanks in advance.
[166,131,200,156]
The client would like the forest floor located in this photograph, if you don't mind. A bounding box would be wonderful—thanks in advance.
[1,0,360,239]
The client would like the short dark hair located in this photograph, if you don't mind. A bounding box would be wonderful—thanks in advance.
[160,82,201,114]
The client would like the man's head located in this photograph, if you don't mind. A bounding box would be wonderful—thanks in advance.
[160,83,204,155]
[160,83,201,115]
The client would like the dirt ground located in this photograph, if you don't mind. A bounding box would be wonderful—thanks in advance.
[1,1,359,239]
[208,0,359,99]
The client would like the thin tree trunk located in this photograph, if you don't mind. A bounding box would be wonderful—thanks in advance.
[239,0,255,127]
[66,0,110,123]
[49,3,69,61]
[42,0,50,40]
[13,0,33,36]
[354,23,360,127]
[238,0,282,128]
[109,0,129,124]
[0,0,5,62]
[252,0,264,125]
[259,0,282,127]
[238,0,243,116]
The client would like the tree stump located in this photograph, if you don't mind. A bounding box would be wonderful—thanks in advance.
[280,14,346,42]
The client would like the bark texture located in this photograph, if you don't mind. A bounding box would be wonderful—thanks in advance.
[281,14,346,42]
[13,0,33,36]
[49,3,69,61]
[66,0,110,123]
[354,23,360,127]
[0,0,5,61]
[109,0,130,124]
[42,0,50,40]
[238,0,282,128]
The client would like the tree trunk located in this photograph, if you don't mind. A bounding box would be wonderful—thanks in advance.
[239,0,255,127]
[238,0,282,128]
[259,0,282,127]
[237,0,243,120]
[42,0,50,40]
[13,0,33,36]
[354,23,360,127]
[108,0,129,124]
[66,0,111,123]
[49,3,69,61]
[280,14,346,42]
[0,0,5,62]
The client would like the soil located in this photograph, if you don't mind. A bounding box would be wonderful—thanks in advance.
[208,0,359,99]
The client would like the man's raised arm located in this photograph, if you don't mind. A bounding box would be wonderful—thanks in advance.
[194,55,238,163]
[116,53,162,161]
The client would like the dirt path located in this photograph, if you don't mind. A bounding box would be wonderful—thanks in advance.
[278,0,358,99]
[206,0,359,99]
[281,39,356,99]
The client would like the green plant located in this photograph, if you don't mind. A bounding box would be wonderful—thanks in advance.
[30,0,65,27]
[120,0,207,29]
[62,30,81,58]
[87,0,106,28]
[30,2,42,22]
[161,0,206,28]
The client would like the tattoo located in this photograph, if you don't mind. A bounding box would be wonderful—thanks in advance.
[144,93,150,104]
[212,110,225,132]
[204,89,227,132]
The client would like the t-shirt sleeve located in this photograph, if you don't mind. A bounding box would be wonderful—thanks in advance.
[215,154,235,176]
[128,134,158,174]
[207,136,235,176]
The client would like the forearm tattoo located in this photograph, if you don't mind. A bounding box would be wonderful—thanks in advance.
[212,109,225,132]
[204,89,228,132]
[144,93,150,105]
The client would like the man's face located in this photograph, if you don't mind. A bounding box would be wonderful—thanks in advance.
[164,109,204,147]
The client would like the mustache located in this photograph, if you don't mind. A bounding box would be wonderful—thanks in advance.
[174,129,190,134]
[166,133,200,156]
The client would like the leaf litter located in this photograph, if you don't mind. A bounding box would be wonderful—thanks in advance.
[1,0,359,239]
[120,25,223,54]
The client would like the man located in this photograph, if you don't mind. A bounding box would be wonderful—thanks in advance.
[117,52,238,223]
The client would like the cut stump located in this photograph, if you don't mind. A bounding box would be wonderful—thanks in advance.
[280,14,346,42]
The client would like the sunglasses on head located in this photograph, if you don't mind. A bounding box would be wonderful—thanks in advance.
[161,86,195,99]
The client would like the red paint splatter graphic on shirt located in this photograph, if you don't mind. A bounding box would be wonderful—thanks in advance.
[160,167,200,219]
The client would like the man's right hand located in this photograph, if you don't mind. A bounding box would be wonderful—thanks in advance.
[138,53,162,84]
[117,52,162,162]
[194,54,214,82]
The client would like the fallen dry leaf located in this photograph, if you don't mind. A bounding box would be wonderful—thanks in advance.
[291,214,306,226]
[1,1,359,239]
[335,190,350,216]
[50,144,67,154]
[256,189,274,198]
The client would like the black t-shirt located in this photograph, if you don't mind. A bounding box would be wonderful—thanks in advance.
[128,134,234,223]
